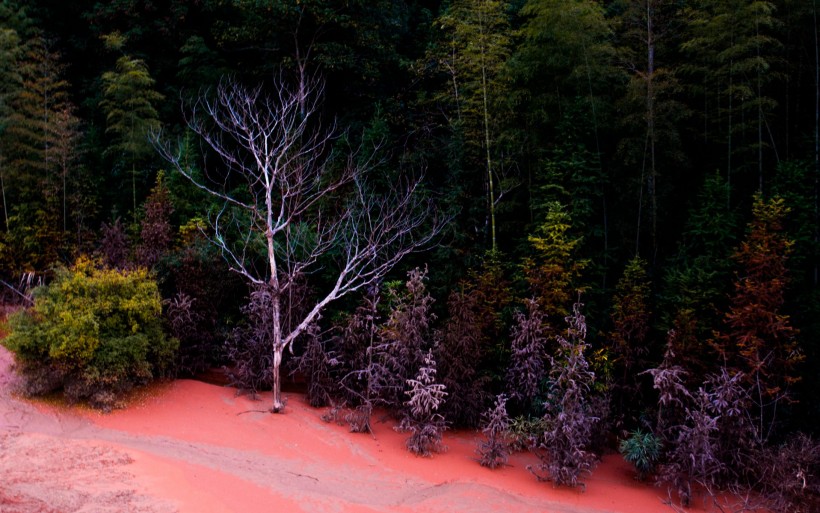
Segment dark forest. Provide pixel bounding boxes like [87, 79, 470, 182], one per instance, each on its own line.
[1, 1, 819, 509]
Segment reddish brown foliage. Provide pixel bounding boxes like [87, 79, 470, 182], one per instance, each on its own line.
[713, 195, 802, 402]
[135, 173, 174, 270]
[98, 218, 129, 269]
[436, 288, 490, 427]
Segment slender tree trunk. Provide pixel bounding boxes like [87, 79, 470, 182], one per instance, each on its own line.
[62, 163, 66, 233]
[264, 164, 286, 412]
[646, 0, 657, 260]
[602, 193, 608, 290]
[815, 0, 819, 285]
[272, 345, 284, 412]
[635, 134, 645, 256]
[43, 67, 49, 186]
[270, 285, 285, 412]
[0, 164, 7, 232]
[293, 30, 311, 119]
[482, 69, 496, 253]
[365, 325, 374, 404]
[132, 162, 136, 219]
[727, 62, 733, 204]
[130, 113, 137, 219]
[479, 3, 496, 253]
[450, 34, 462, 124]
[581, 38, 606, 267]
[756, 16, 763, 193]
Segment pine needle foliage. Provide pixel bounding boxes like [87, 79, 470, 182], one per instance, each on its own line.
[100, 54, 164, 215]
[507, 298, 548, 410]
[436, 288, 490, 427]
[477, 393, 511, 469]
[399, 350, 448, 456]
[522, 202, 588, 328]
[374, 267, 436, 412]
[101, 56, 164, 163]
[224, 285, 276, 399]
[531, 300, 599, 488]
[619, 429, 662, 480]
[135, 172, 174, 270]
[608, 256, 652, 424]
[713, 194, 802, 403]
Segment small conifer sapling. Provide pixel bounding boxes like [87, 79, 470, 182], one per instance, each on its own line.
[399, 351, 448, 456]
[477, 394, 511, 469]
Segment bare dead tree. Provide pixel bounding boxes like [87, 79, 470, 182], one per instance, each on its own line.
[156, 76, 444, 412]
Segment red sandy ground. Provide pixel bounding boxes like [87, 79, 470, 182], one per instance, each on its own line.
[0, 345, 733, 513]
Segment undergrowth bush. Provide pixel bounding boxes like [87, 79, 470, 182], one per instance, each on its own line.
[162, 233, 241, 376]
[224, 286, 275, 398]
[399, 351, 448, 456]
[530, 301, 600, 489]
[507, 415, 546, 452]
[164, 291, 209, 376]
[336, 288, 381, 432]
[477, 394, 511, 469]
[619, 429, 662, 480]
[436, 289, 490, 428]
[756, 432, 820, 513]
[2, 257, 177, 411]
[375, 268, 436, 413]
[291, 323, 337, 407]
[507, 298, 548, 411]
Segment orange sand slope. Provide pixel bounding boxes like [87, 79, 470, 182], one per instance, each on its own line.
[1, 345, 717, 513]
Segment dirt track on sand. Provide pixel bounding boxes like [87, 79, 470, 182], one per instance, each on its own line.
[0, 346, 705, 513]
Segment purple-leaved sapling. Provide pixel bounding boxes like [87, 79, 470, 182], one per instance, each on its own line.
[477, 393, 511, 469]
[373, 268, 436, 413]
[531, 300, 599, 488]
[507, 298, 548, 411]
[399, 350, 448, 456]
[435, 287, 490, 427]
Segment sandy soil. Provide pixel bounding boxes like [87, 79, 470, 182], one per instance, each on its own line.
[0, 345, 726, 513]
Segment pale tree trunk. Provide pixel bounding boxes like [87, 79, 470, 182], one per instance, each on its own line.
[482, 59, 496, 253]
[272, 345, 284, 412]
[646, 0, 657, 260]
[449, 33, 462, 124]
[267, 179, 285, 411]
[633, 0, 657, 260]
[0, 163, 7, 231]
[479, 2, 497, 253]
[270, 289, 284, 412]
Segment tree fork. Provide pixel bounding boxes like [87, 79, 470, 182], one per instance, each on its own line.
[157, 76, 444, 414]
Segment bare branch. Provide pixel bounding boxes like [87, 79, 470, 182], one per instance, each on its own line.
[156, 75, 447, 412]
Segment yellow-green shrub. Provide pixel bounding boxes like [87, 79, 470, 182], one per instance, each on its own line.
[2, 257, 178, 410]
